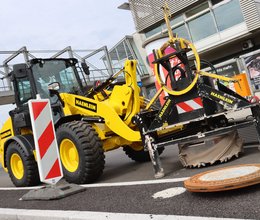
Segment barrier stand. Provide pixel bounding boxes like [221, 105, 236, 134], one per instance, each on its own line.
[21, 97, 85, 200]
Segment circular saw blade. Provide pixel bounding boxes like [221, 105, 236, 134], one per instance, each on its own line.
[184, 164, 260, 192]
[178, 130, 243, 168]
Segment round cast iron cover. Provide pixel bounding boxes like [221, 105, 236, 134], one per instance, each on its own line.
[184, 164, 260, 192]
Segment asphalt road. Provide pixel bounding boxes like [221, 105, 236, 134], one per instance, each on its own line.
[0, 144, 260, 219]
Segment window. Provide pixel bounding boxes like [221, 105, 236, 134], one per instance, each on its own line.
[145, 25, 163, 38]
[256, 0, 260, 13]
[188, 12, 217, 42]
[17, 77, 32, 105]
[170, 14, 184, 26]
[110, 49, 119, 65]
[244, 52, 260, 90]
[117, 42, 127, 60]
[146, 85, 161, 107]
[211, 0, 223, 5]
[213, 0, 244, 31]
[215, 62, 239, 77]
[59, 67, 79, 93]
[173, 24, 191, 41]
[186, 2, 209, 18]
[125, 44, 133, 58]
[32, 60, 82, 99]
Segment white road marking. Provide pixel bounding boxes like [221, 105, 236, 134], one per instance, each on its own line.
[0, 186, 43, 191]
[80, 177, 189, 188]
[0, 208, 249, 220]
[0, 177, 189, 190]
[152, 187, 186, 199]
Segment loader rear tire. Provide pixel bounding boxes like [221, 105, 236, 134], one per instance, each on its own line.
[123, 146, 164, 162]
[56, 121, 105, 184]
[6, 141, 40, 187]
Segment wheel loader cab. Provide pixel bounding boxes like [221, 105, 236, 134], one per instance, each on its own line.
[12, 58, 84, 103]
[10, 58, 85, 132]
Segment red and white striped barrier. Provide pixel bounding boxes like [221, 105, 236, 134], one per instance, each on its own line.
[176, 97, 203, 114]
[28, 99, 63, 185]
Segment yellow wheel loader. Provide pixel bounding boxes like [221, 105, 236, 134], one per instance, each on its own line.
[0, 58, 164, 186]
[2, 3, 260, 187]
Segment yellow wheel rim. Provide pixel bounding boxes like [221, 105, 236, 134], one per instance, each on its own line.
[10, 153, 24, 180]
[60, 138, 79, 172]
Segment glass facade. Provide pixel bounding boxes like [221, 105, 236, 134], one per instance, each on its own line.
[173, 24, 191, 40]
[170, 14, 184, 26]
[188, 12, 217, 42]
[186, 2, 209, 18]
[213, 0, 244, 31]
[144, 0, 245, 43]
[145, 25, 164, 38]
[103, 36, 149, 76]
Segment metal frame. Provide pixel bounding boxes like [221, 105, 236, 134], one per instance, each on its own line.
[0, 46, 114, 105]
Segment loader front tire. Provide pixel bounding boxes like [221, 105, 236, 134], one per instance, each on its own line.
[57, 121, 105, 184]
[123, 145, 164, 162]
[6, 141, 40, 187]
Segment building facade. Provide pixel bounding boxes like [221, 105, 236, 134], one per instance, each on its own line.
[115, 0, 260, 99]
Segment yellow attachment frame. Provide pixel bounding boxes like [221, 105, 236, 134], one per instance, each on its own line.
[153, 38, 200, 96]
[199, 71, 238, 83]
[151, 2, 239, 102]
[154, 3, 201, 96]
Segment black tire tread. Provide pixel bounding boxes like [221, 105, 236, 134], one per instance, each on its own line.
[6, 141, 40, 187]
[123, 145, 164, 162]
[57, 121, 105, 184]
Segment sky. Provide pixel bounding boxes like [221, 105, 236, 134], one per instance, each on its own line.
[0, 0, 136, 125]
[0, 0, 135, 50]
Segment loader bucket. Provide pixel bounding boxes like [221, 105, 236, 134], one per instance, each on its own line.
[178, 130, 243, 168]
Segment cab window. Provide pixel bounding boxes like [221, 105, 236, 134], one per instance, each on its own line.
[17, 77, 33, 105]
[59, 67, 79, 93]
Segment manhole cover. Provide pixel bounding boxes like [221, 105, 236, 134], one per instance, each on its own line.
[184, 164, 260, 192]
